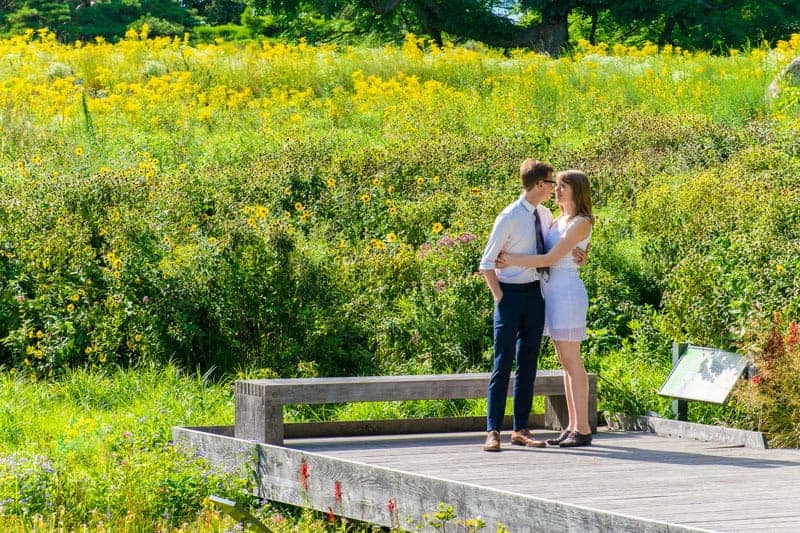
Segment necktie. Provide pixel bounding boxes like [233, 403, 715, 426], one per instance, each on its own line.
[533, 209, 549, 281]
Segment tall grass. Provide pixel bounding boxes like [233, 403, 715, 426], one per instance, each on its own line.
[0, 365, 259, 530]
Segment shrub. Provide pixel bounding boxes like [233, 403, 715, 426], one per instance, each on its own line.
[732, 313, 800, 447]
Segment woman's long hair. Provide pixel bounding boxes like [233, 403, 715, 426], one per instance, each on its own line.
[558, 170, 594, 223]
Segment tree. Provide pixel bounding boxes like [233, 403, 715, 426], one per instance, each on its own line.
[6, 0, 71, 36]
[602, 0, 800, 50]
[186, 0, 247, 25]
[67, 0, 202, 41]
[246, 0, 580, 55]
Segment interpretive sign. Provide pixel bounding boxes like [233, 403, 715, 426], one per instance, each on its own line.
[658, 344, 749, 404]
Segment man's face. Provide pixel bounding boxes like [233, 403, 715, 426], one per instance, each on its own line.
[539, 173, 556, 200]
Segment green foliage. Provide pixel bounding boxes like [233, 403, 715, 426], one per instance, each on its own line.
[193, 22, 252, 43]
[0, 365, 253, 530]
[3, 0, 203, 42]
[190, 0, 247, 25]
[633, 157, 800, 349]
[6, 0, 70, 36]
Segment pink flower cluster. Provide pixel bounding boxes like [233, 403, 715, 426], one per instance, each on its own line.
[418, 232, 476, 259]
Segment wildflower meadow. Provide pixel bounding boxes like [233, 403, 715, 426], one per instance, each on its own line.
[0, 27, 799, 529]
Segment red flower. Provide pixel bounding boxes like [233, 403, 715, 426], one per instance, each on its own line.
[751, 375, 762, 385]
[334, 480, 342, 502]
[299, 460, 309, 491]
[327, 507, 335, 523]
[387, 498, 397, 513]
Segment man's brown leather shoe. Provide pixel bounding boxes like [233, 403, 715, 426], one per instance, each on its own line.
[483, 430, 501, 452]
[510, 428, 547, 448]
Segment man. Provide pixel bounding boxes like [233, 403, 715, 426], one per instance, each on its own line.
[478, 159, 585, 451]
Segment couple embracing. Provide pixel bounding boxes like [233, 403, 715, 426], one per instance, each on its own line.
[479, 159, 594, 451]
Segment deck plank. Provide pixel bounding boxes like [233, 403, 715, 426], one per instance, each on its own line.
[289, 429, 800, 532]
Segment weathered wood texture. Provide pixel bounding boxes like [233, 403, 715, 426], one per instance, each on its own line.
[235, 371, 597, 445]
[608, 414, 768, 449]
[285, 430, 800, 532]
[175, 427, 741, 532]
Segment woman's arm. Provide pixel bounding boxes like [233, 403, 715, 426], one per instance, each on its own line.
[498, 217, 591, 268]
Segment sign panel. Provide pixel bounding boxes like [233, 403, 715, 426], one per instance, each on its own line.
[658, 345, 749, 404]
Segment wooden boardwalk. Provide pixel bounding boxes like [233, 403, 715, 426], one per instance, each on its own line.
[175, 426, 800, 532]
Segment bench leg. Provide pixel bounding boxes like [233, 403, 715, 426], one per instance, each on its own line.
[235, 393, 284, 445]
[544, 396, 569, 431]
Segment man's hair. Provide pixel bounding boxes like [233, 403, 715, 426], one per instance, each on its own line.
[520, 159, 553, 190]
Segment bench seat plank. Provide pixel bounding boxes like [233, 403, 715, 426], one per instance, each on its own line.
[237, 370, 569, 404]
[235, 370, 597, 445]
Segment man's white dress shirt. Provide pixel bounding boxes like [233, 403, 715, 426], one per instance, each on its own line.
[479, 195, 553, 283]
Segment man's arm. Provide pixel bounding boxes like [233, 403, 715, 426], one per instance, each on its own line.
[481, 269, 503, 304]
[478, 212, 511, 303]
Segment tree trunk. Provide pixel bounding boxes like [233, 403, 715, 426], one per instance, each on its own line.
[589, 10, 599, 45]
[658, 14, 678, 47]
[508, 12, 569, 57]
[411, 0, 443, 46]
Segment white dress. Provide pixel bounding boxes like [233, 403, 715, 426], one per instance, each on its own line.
[542, 216, 591, 341]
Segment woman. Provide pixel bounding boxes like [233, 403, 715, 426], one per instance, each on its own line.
[497, 169, 594, 447]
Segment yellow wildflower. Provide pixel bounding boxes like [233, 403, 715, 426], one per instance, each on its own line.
[386, 232, 398, 243]
[431, 222, 444, 234]
[74, 147, 84, 157]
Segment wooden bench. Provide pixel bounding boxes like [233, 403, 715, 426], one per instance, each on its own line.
[235, 370, 597, 445]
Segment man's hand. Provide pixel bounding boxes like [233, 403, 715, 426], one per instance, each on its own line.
[572, 242, 590, 267]
[495, 251, 508, 269]
[492, 290, 503, 305]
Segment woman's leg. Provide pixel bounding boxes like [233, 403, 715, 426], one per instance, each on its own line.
[554, 344, 576, 432]
[553, 340, 590, 435]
